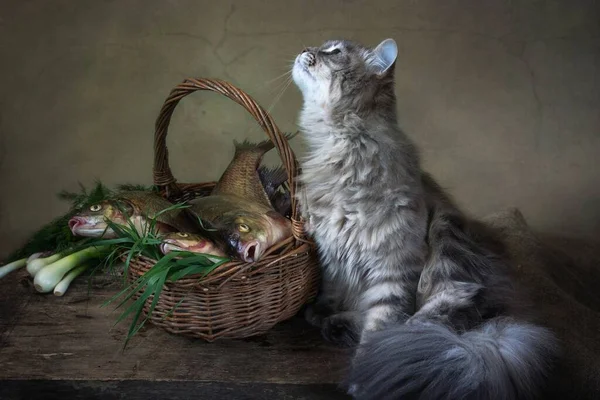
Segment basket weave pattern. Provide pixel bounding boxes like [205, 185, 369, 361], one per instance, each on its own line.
[123, 78, 319, 341]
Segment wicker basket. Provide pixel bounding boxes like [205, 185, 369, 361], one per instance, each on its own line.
[123, 78, 319, 342]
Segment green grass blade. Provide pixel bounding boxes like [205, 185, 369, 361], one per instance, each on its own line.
[119, 284, 155, 349]
[103, 252, 179, 310]
[130, 270, 169, 337]
[85, 237, 135, 247]
[161, 296, 187, 321]
[167, 265, 206, 282]
[113, 274, 162, 326]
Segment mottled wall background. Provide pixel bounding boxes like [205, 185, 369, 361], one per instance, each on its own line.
[0, 0, 598, 259]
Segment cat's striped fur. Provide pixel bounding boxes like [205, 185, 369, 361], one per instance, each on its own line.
[292, 38, 560, 400]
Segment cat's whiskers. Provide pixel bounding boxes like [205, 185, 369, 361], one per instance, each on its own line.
[267, 71, 293, 97]
[240, 69, 293, 138]
[266, 75, 293, 115]
[265, 69, 293, 85]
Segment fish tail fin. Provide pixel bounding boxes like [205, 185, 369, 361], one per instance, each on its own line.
[233, 131, 298, 155]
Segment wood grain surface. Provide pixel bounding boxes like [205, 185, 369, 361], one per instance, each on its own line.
[0, 271, 351, 399]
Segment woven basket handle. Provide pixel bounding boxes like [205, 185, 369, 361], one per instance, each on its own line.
[153, 78, 303, 228]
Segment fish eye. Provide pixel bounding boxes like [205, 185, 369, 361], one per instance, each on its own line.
[238, 223, 250, 233]
[90, 204, 102, 212]
[177, 232, 189, 238]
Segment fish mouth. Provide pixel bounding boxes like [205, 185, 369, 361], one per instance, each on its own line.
[68, 218, 116, 238]
[241, 240, 262, 263]
[160, 240, 184, 255]
[68, 217, 85, 231]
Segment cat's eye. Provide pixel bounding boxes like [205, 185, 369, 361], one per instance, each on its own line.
[321, 48, 341, 56]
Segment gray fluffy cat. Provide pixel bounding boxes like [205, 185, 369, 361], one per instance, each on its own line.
[291, 38, 560, 400]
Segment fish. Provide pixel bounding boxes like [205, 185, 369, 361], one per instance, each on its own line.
[68, 191, 199, 238]
[159, 232, 227, 259]
[189, 196, 292, 262]
[188, 138, 294, 262]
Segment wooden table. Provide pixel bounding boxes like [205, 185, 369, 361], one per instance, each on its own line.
[0, 271, 352, 400]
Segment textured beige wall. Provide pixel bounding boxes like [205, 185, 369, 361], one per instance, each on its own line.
[0, 1, 599, 259]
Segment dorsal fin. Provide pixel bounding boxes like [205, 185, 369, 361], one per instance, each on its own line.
[258, 165, 288, 198]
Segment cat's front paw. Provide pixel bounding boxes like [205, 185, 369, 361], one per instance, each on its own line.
[304, 301, 334, 328]
[321, 313, 360, 348]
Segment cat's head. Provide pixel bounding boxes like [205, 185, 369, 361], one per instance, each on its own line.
[292, 38, 398, 118]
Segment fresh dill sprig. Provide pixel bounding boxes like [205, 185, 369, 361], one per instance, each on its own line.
[5, 181, 156, 263]
[57, 180, 115, 210]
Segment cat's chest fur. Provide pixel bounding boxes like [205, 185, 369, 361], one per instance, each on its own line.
[298, 128, 425, 287]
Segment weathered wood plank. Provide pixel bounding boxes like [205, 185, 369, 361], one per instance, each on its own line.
[0, 270, 351, 387]
[0, 380, 351, 400]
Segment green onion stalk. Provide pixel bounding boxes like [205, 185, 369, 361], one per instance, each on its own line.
[0, 251, 51, 279]
[0, 258, 28, 279]
[53, 264, 91, 296]
[33, 246, 109, 293]
[27, 253, 63, 277]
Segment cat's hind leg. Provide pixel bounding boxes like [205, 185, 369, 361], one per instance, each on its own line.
[359, 276, 418, 337]
[320, 278, 417, 347]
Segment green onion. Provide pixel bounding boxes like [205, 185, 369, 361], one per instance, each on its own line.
[27, 253, 63, 277]
[53, 264, 90, 296]
[33, 246, 108, 293]
[27, 252, 45, 263]
[0, 258, 28, 279]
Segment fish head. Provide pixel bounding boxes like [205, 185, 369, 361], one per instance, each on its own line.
[219, 213, 270, 263]
[68, 200, 135, 238]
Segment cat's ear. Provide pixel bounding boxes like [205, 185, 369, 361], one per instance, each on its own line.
[368, 38, 398, 75]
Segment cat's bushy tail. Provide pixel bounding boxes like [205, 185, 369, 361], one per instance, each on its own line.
[345, 317, 559, 400]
